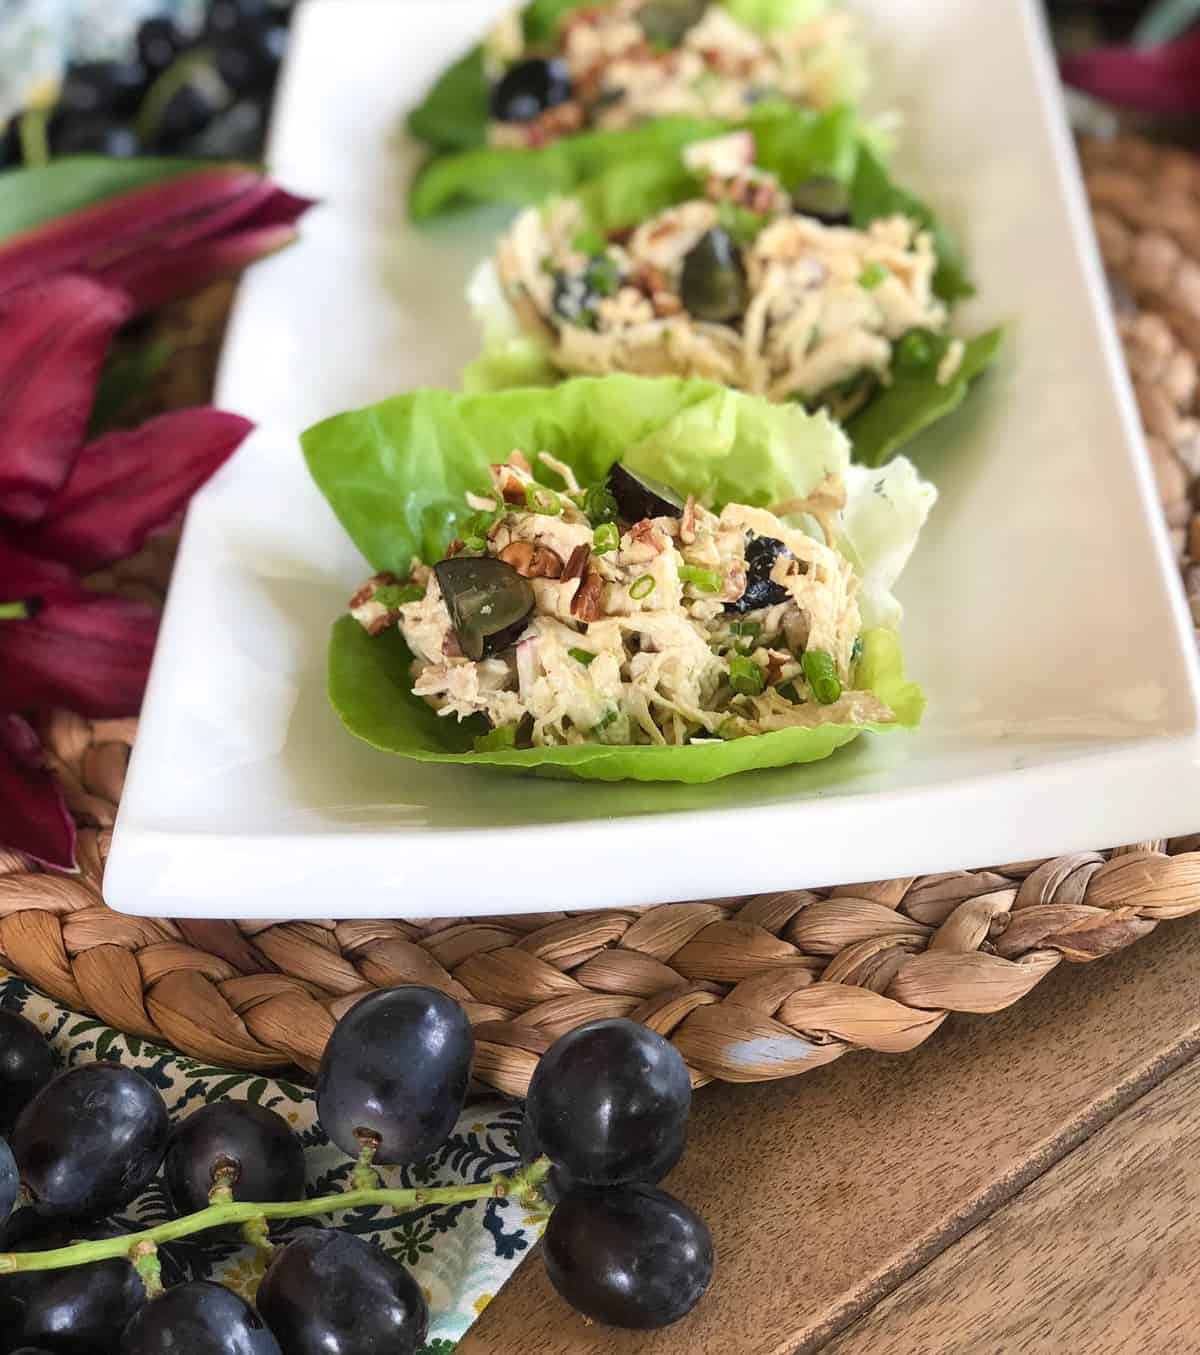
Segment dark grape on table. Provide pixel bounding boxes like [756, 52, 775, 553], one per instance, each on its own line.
[11, 1063, 168, 1218]
[0, 1010, 56, 1135]
[315, 986, 473, 1165]
[256, 1229, 429, 1355]
[164, 1101, 306, 1217]
[121, 1279, 281, 1355]
[526, 1018, 691, 1186]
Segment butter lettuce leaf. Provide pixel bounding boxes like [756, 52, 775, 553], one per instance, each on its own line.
[303, 374, 923, 782]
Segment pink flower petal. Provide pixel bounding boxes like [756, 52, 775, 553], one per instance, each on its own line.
[0, 714, 76, 870]
[1061, 32, 1200, 115]
[0, 276, 132, 524]
[14, 408, 253, 571]
[93, 222, 301, 315]
[0, 166, 263, 295]
[0, 537, 76, 596]
[0, 588, 159, 717]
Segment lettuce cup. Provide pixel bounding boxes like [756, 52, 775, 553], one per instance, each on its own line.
[408, 0, 866, 220]
[465, 111, 1002, 467]
[302, 375, 931, 782]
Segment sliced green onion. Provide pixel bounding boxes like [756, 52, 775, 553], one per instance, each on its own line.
[583, 484, 618, 526]
[717, 200, 768, 246]
[802, 649, 842, 704]
[585, 255, 620, 297]
[730, 620, 761, 638]
[629, 574, 656, 600]
[568, 647, 596, 667]
[474, 724, 517, 752]
[524, 483, 562, 516]
[594, 708, 619, 731]
[678, 564, 722, 593]
[459, 535, 488, 555]
[593, 522, 620, 555]
[858, 261, 888, 290]
[894, 328, 937, 373]
[372, 583, 425, 608]
[728, 654, 766, 696]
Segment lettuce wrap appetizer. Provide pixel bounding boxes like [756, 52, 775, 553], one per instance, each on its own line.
[466, 119, 1002, 467]
[303, 375, 930, 782]
[408, 0, 865, 220]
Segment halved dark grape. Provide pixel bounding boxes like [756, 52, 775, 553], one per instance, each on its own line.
[725, 533, 791, 614]
[638, 0, 707, 46]
[15, 1251, 146, 1353]
[543, 1184, 714, 1329]
[12, 1063, 168, 1218]
[606, 462, 685, 522]
[679, 227, 748, 322]
[121, 1280, 281, 1355]
[164, 1101, 306, 1217]
[489, 57, 572, 123]
[0, 1136, 16, 1223]
[434, 557, 534, 661]
[526, 1018, 690, 1187]
[316, 986, 473, 1165]
[256, 1230, 428, 1355]
[0, 1010, 55, 1135]
[790, 174, 851, 225]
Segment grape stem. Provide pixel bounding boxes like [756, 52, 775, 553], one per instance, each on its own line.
[0, 1158, 552, 1276]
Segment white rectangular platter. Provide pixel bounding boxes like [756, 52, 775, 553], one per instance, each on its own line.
[105, 0, 1200, 918]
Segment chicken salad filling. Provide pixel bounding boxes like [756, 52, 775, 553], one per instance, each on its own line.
[482, 130, 957, 413]
[483, 0, 863, 151]
[349, 449, 895, 750]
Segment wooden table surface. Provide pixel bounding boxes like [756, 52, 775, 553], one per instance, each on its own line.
[459, 913, 1200, 1355]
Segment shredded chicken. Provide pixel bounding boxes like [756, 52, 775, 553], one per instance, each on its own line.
[486, 0, 863, 150]
[492, 140, 951, 407]
[350, 450, 893, 749]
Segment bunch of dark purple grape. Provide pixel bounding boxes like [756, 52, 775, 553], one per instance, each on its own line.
[1, 0, 293, 168]
[0, 988, 712, 1354]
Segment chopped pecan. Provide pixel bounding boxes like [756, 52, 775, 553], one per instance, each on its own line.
[348, 571, 398, 611]
[499, 541, 564, 578]
[628, 519, 667, 553]
[508, 449, 531, 472]
[444, 539, 465, 557]
[563, 544, 591, 581]
[571, 569, 605, 622]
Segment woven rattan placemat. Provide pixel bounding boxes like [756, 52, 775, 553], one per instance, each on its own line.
[2, 134, 1198, 1094]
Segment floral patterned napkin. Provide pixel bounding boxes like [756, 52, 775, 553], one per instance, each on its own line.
[1, 972, 537, 1351]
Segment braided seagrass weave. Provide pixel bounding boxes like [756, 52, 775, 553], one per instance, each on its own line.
[2, 136, 1200, 1096]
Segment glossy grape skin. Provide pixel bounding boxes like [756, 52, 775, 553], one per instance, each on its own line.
[13, 1252, 146, 1353]
[543, 1184, 714, 1329]
[315, 986, 473, 1165]
[0, 1136, 17, 1224]
[256, 1230, 428, 1355]
[12, 1063, 168, 1218]
[121, 1280, 282, 1355]
[0, 1010, 56, 1135]
[164, 1101, 306, 1217]
[526, 1019, 690, 1186]
[137, 17, 187, 75]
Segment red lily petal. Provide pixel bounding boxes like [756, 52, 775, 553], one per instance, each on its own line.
[0, 588, 159, 717]
[0, 714, 76, 870]
[93, 222, 300, 315]
[0, 275, 132, 524]
[0, 166, 264, 295]
[1061, 32, 1200, 115]
[13, 408, 253, 571]
[0, 536, 75, 596]
[235, 186, 319, 232]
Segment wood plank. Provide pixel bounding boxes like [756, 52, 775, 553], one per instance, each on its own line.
[459, 915, 1200, 1355]
[823, 1054, 1200, 1355]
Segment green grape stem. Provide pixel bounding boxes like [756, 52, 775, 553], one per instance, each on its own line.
[0, 1158, 552, 1276]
